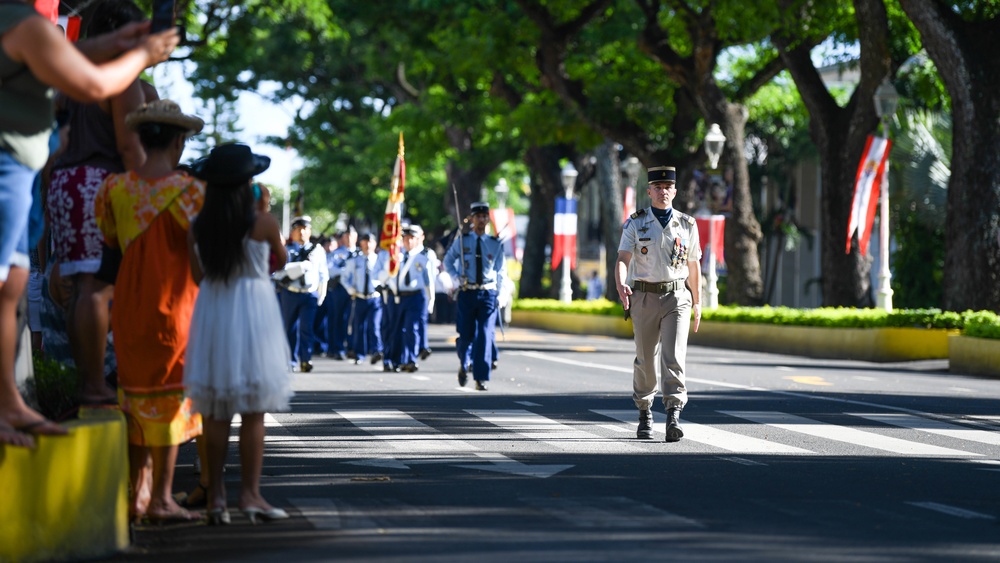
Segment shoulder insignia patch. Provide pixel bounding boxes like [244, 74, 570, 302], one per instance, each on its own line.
[630, 209, 647, 219]
[682, 214, 695, 225]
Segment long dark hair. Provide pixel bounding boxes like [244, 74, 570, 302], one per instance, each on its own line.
[86, 0, 144, 37]
[192, 180, 256, 282]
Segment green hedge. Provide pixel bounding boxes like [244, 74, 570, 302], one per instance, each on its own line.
[512, 299, 999, 337]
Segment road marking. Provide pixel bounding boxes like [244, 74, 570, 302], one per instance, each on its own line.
[716, 456, 768, 466]
[288, 497, 342, 529]
[720, 411, 980, 457]
[411, 375, 431, 381]
[335, 409, 476, 453]
[848, 412, 1000, 447]
[468, 409, 642, 451]
[783, 375, 832, 386]
[515, 400, 542, 407]
[593, 410, 810, 454]
[907, 501, 996, 520]
[521, 496, 704, 529]
[336, 409, 574, 477]
[514, 351, 978, 426]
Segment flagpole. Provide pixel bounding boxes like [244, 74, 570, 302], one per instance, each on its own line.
[873, 80, 898, 312]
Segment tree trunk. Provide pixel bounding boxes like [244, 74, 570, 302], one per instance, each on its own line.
[898, 0, 1000, 312]
[520, 145, 564, 298]
[593, 141, 624, 301]
[775, 0, 891, 306]
[709, 102, 764, 305]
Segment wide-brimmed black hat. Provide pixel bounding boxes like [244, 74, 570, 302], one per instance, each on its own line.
[647, 166, 677, 184]
[191, 143, 270, 185]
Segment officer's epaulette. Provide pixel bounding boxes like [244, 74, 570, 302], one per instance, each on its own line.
[680, 212, 695, 225]
[630, 209, 647, 219]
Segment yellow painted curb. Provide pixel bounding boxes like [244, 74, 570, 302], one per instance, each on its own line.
[511, 311, 957, 362]
[692, 323, 957, 362]
[0, 409, 129, 563]
[948, 335, 1000, 378]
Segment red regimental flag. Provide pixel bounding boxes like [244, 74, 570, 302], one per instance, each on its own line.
[379, 133, 406, 276]
[846, 135, 891, 255]
[622, 186, 636, 224]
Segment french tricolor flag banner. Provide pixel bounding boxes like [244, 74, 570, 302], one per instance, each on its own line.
[553, 197, 577, 271]
[622, 185, 636, 223]
[845, 135, 891, 255]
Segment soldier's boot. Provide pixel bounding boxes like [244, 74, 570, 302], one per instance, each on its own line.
[665, 407, 684, 443]
[636, 409, 654, 440]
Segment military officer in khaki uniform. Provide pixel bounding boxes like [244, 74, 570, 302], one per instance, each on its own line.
[615, 166, 702, 442]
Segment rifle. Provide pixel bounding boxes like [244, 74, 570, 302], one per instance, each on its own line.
[451, 184, 468, 287]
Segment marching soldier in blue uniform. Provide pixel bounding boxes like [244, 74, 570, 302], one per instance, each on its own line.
[342, 233, 384, 365]
[381, 224, 435, 372]
[325, 227, 357, 360]
[615, 166, 702, 442]
[278, 216, 329, 373]
[444, 202, 507, 391]
[414, 227, 437, 361]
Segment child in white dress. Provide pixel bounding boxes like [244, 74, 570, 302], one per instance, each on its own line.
[184, 144, 293, 525]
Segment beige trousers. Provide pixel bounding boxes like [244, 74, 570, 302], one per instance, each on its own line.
[630, 288, 692, 411]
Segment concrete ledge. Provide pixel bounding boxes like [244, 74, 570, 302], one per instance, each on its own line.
[0, 408, 129, 563]
[948, 335, 1000, 378]
[512, 310, 633, 339]
[511, 311, 956, 362]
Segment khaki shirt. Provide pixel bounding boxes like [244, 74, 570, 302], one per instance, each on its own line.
[618, 207, 702, 284]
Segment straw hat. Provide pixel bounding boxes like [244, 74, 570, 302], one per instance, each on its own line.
[125, 100, 204, 134]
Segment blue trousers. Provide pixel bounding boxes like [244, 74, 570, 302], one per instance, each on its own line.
[280, 290, 318, 363]
[455, 289, 497, 381]
[396, 292, 427, 366]
[326, 284, 352, 355]
[352, 296, 383, 357]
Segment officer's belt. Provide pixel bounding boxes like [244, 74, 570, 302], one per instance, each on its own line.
[285, 285, 316, 294]
[632, 279, 685, 294]
[353, 292, 380, 299]
[397, 290, 422, 297]
[460, 283, 496, 291]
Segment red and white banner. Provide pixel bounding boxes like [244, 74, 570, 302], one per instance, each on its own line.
[35, 0, 59, 24]
[379, 133, 406, 276]
[622, 185, 636, 223]
[553, 197, 577, 271]
[489, 207, 517, 260]
[846, 135, 891, 255]
[696, 215, 725, 265]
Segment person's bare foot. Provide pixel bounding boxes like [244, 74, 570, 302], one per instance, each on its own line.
[4, 408, 68, 436]
[0, 420, 34, 448]
[146, 499, 200, 523]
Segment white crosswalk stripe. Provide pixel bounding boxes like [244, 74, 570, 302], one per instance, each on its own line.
[592, 410, 811, 454]
[847, 412, 1000, 447]
[720, 411, 981, 457]
[336, 409, 476, 453]
[467, 409, 644, 452]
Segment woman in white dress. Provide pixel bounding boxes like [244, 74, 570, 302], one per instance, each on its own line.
[185, 143, 293, 525]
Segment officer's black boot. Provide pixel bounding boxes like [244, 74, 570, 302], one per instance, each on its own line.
[636, 409, 654, 439]
[665, 407, 684, 443]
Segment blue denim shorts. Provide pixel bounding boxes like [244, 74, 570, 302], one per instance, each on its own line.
[0, 149, 36, 282]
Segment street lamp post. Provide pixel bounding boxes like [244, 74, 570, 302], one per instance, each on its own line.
[495, 178, 509, 210]
[559, 162, 577, 303]
[873, 78, 899, 312]
[702, 123, 727, 309]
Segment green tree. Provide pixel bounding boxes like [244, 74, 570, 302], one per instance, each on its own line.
[896, 0, 1000, 312]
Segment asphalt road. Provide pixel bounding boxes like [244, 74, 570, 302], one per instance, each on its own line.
[116, 323, 1000, 562]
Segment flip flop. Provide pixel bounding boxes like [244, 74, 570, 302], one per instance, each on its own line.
[15, 418, 68, 436]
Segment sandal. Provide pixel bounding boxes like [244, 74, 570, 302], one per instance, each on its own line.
[145, 507, 200, 524]
[175, 483, 207, 508]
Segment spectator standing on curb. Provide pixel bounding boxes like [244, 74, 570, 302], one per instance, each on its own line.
[0, 0, 177, 446]
[615, 166, 701, 443]
[94, 100, 204, 521]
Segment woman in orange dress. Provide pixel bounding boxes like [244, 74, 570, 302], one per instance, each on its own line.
[95, 100, 204, 522]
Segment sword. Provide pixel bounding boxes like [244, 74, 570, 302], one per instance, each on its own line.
[451, 184, 467, 287]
